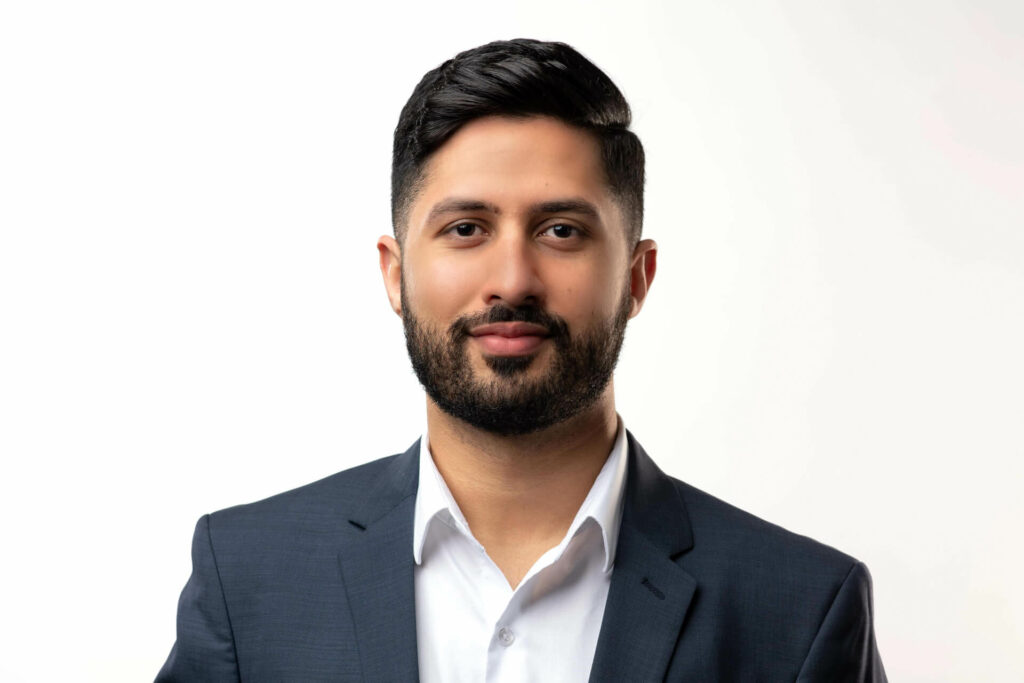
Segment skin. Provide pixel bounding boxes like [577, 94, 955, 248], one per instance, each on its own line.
[378, 115, 657, 588]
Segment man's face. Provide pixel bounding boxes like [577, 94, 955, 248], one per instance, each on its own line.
[379, 115, 654, 435]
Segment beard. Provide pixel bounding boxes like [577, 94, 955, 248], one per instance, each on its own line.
[401, 280, 632, 436]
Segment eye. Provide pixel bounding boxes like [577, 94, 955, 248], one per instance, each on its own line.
[446, 222, 483, 238]
[539, 223, 582, 240]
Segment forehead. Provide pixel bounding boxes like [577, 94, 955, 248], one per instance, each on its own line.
[407, 116, 622, 234]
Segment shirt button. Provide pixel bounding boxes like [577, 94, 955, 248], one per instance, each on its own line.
[497, 626, 515, 646]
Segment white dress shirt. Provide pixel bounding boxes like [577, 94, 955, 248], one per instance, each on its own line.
[413, 419, 629, 683]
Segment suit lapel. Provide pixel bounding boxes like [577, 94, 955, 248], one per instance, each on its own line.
[589, 433, 698, 682]
[338, 441, 421, 682]
[336, 435, 696, 681]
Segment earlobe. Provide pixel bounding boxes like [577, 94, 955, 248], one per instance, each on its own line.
[628, 239, 657, 318]
[377, 235, 403, 317]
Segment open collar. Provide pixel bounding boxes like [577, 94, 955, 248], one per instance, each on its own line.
[339, 431, 699, 682]
[412, 418, 630, 571]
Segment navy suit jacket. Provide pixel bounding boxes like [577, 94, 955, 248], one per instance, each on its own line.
[157, 433, 886, 681]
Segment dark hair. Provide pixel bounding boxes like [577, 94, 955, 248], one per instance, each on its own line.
[391, 38, 645, 245]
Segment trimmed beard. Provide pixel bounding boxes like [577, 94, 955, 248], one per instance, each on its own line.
[401, 279, 631, 436]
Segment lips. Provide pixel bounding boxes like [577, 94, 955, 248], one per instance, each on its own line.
[469, 322, 550, 356]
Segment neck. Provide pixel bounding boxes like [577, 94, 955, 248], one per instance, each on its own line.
[424, 387, 619, 588]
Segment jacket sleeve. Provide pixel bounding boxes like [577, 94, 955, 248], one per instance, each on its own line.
[155, 514, 240, 682]
[796, 560, 887, 682]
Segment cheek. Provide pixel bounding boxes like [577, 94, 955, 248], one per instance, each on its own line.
[404, 253, 484, 320]
[543, 259, 626, 322]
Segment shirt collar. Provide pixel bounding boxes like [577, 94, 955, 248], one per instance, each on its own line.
[412, 416, 629, 573]
[412, 430, 472, 565]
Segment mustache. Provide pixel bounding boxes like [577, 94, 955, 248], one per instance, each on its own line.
[449, 305, 569, 341]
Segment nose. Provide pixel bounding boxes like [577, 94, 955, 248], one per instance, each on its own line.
[482, 231, 544, 308]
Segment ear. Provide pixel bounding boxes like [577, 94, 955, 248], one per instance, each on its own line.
[377, 235, 403, 317]
[628, 238, 657, 318]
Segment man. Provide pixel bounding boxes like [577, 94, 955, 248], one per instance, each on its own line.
[158, 39, 886, 681]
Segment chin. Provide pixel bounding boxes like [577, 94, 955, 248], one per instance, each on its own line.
[481, 352, 541, 377]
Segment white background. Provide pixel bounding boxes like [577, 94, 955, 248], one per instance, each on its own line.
[2, 1, 1022, 680]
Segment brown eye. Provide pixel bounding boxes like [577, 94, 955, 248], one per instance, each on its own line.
[452, 223, 479, 237]
[542, 223, 579, 239]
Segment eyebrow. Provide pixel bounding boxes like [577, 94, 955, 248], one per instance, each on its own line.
[426, 199, 500, 224]
[532, 199, 600, 219]
[425, 197, 602, 224]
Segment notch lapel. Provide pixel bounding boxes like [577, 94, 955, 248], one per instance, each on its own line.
[338, 441, 421, 682]
[589, 433, 698, 682]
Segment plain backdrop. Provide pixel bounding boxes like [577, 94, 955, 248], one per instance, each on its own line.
[1, 1, 1022, 680]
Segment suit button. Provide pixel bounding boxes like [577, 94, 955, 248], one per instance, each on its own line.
[497, 627, 515, 646]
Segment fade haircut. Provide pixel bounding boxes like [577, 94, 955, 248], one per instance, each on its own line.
[391, 38, 645, 246]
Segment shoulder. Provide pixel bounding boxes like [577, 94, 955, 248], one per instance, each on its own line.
[626, 433, 859, 580]
[661, 475, 880, 666]
[664, 474, 868, 622]
[185, 447, 419, 603]
[651, 475, 884, 679]
[205, 449, 414, 539]
[675, 477, 858, 574]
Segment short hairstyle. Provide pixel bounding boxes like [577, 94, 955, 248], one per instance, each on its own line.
[391, 38, 645, 246]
